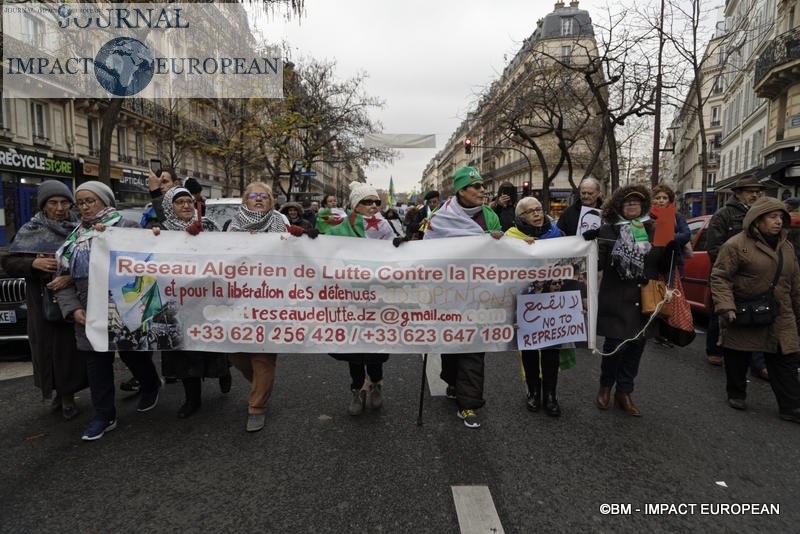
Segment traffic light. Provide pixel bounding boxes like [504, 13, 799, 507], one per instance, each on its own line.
[522, 181, 530, 197]
[464, 137, 472, 154]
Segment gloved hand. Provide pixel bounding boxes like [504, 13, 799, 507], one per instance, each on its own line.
[286, 225, 304, 237]
[582, 229, 599, 241]
[305, 228, 320, 239]
[185, 219, 204, 235]
[392, 237, 405, 248]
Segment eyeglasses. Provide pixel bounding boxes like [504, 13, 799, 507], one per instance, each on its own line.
[173, 198, 194, 207]
[358, 199, 381, 207]
[75, 198, 98, 208]
[45, 199, 72, 208]
[520, 208, 543, 216]
[248, 193, 270, 200]
[466, 182, 485, 190]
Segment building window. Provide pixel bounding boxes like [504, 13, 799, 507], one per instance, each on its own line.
[136, 133, 145, 165]
[561, 16, 574, 36]
[117, 127, 129, 162]
[711, 106, 720, 127]
[561, 45, 572, 63]
[24, 16, 43, 48]
[88, 118, 100, 156]
[30, 101, 48, 142]
[707, 172, 716, 186]
[713, 75, 724, 94]
[0, 91, 9, 131]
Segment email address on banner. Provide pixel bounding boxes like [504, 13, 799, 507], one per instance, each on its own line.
[207, 305, 507, 327]
[186, 324, 516, 345]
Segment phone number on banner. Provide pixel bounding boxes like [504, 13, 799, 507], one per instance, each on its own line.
[185, 324, 515, 345]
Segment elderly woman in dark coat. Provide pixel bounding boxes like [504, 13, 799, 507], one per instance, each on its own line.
[710, 197, 800, 422]
[595, 183, 671, 416]
[152, 187, 231, 418]
[2, 180, 85, 420]
[55, 181, 161, 441]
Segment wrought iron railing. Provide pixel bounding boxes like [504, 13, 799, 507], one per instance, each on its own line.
[755, 27, 800, 84]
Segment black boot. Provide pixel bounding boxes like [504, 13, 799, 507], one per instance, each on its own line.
[544, 390, 561, 417]
[542, 349, 560, 417]
[526, 377, 541, 412]
[178, 377, 202, 419]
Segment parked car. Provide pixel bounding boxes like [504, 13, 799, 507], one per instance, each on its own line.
[681, 215, 712, 315]
[0, 269, 27, 342]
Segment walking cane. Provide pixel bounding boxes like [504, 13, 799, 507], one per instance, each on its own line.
[416, 352, 428, 426]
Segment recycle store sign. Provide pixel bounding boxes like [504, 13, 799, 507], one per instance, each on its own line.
[2, 2, 282, 99]
[0, 147, 73, 178]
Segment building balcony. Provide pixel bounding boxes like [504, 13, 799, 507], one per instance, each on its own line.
[754, 27, 800, 99]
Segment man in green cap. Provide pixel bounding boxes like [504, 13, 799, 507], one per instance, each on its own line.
[424, 166, 502, 428]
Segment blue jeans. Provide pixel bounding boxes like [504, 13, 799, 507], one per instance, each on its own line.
[600, 337, 646, 394]
[83, 350, 159, 422]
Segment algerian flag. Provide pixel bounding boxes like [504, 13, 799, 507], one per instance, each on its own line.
[317, 208, 395, 240]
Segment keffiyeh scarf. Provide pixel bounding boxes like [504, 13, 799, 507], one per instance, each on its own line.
[229, 205, 287, 233]
[161, 188, 219, 232]
[610, 217, 652, 281]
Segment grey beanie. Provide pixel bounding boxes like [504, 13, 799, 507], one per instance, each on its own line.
[37, 180, 74, 209]
[76, 180, 116, 208]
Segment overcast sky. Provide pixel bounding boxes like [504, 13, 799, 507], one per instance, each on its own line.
[268, 0, 608, 194]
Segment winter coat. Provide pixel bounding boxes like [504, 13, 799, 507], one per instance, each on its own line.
[710, 197, 800, 354]
[705, 195, 750, 263]
[2, 253, 86, 396]
[596, 220, 666, 340]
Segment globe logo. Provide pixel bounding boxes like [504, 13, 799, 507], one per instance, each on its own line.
[58, 4, 72, 18]
[94, 38, 155, 97]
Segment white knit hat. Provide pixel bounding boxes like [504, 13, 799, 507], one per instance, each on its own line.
[348, 181, 379, 209]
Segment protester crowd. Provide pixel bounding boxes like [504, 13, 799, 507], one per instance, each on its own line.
[4, 165, 800, 441]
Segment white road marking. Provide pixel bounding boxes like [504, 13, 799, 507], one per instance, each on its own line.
[451, 485, 505, 534]
[0, 361, 33, 381]
[425, 353, 447, 396]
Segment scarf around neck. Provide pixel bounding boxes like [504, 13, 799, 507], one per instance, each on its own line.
[229, 205, 286, 233]
[423, 198, 486, 239]
[56, 206, 122, 278]
[9, 210, 79, 255]
[513, 216, 561, 239]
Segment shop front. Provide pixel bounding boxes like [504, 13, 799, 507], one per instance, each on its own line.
[81, 162, 151, 208]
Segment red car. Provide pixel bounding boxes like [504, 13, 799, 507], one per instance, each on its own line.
[681, 213, 800, 315]
[681, 215, 712, 315]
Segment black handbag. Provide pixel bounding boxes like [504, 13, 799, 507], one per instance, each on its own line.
[732, 251, 782, 327]
[42, 286, 63, 322]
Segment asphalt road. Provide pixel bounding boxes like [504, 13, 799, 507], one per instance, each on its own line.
[1, 332, 798, 533]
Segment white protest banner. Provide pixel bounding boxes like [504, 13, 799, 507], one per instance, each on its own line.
[516, 290, 587, 350]
[86, 229, 597, 353]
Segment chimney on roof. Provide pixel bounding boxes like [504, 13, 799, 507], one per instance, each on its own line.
[555, 1, 565, 10]
[570, 1, 580, 7]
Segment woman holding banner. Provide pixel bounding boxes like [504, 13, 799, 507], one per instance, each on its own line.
[594, 184, 675, 416]
[317, 181, 395, 416]
[505, 197, 565, 416]
[55, 181, 161, 441]
[225, 182, 286, 432]
[152, 187, 232, 419]
[424, 167, 503, 429]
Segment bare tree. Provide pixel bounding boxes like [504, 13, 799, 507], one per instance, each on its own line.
[250, 58, 393, 200]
